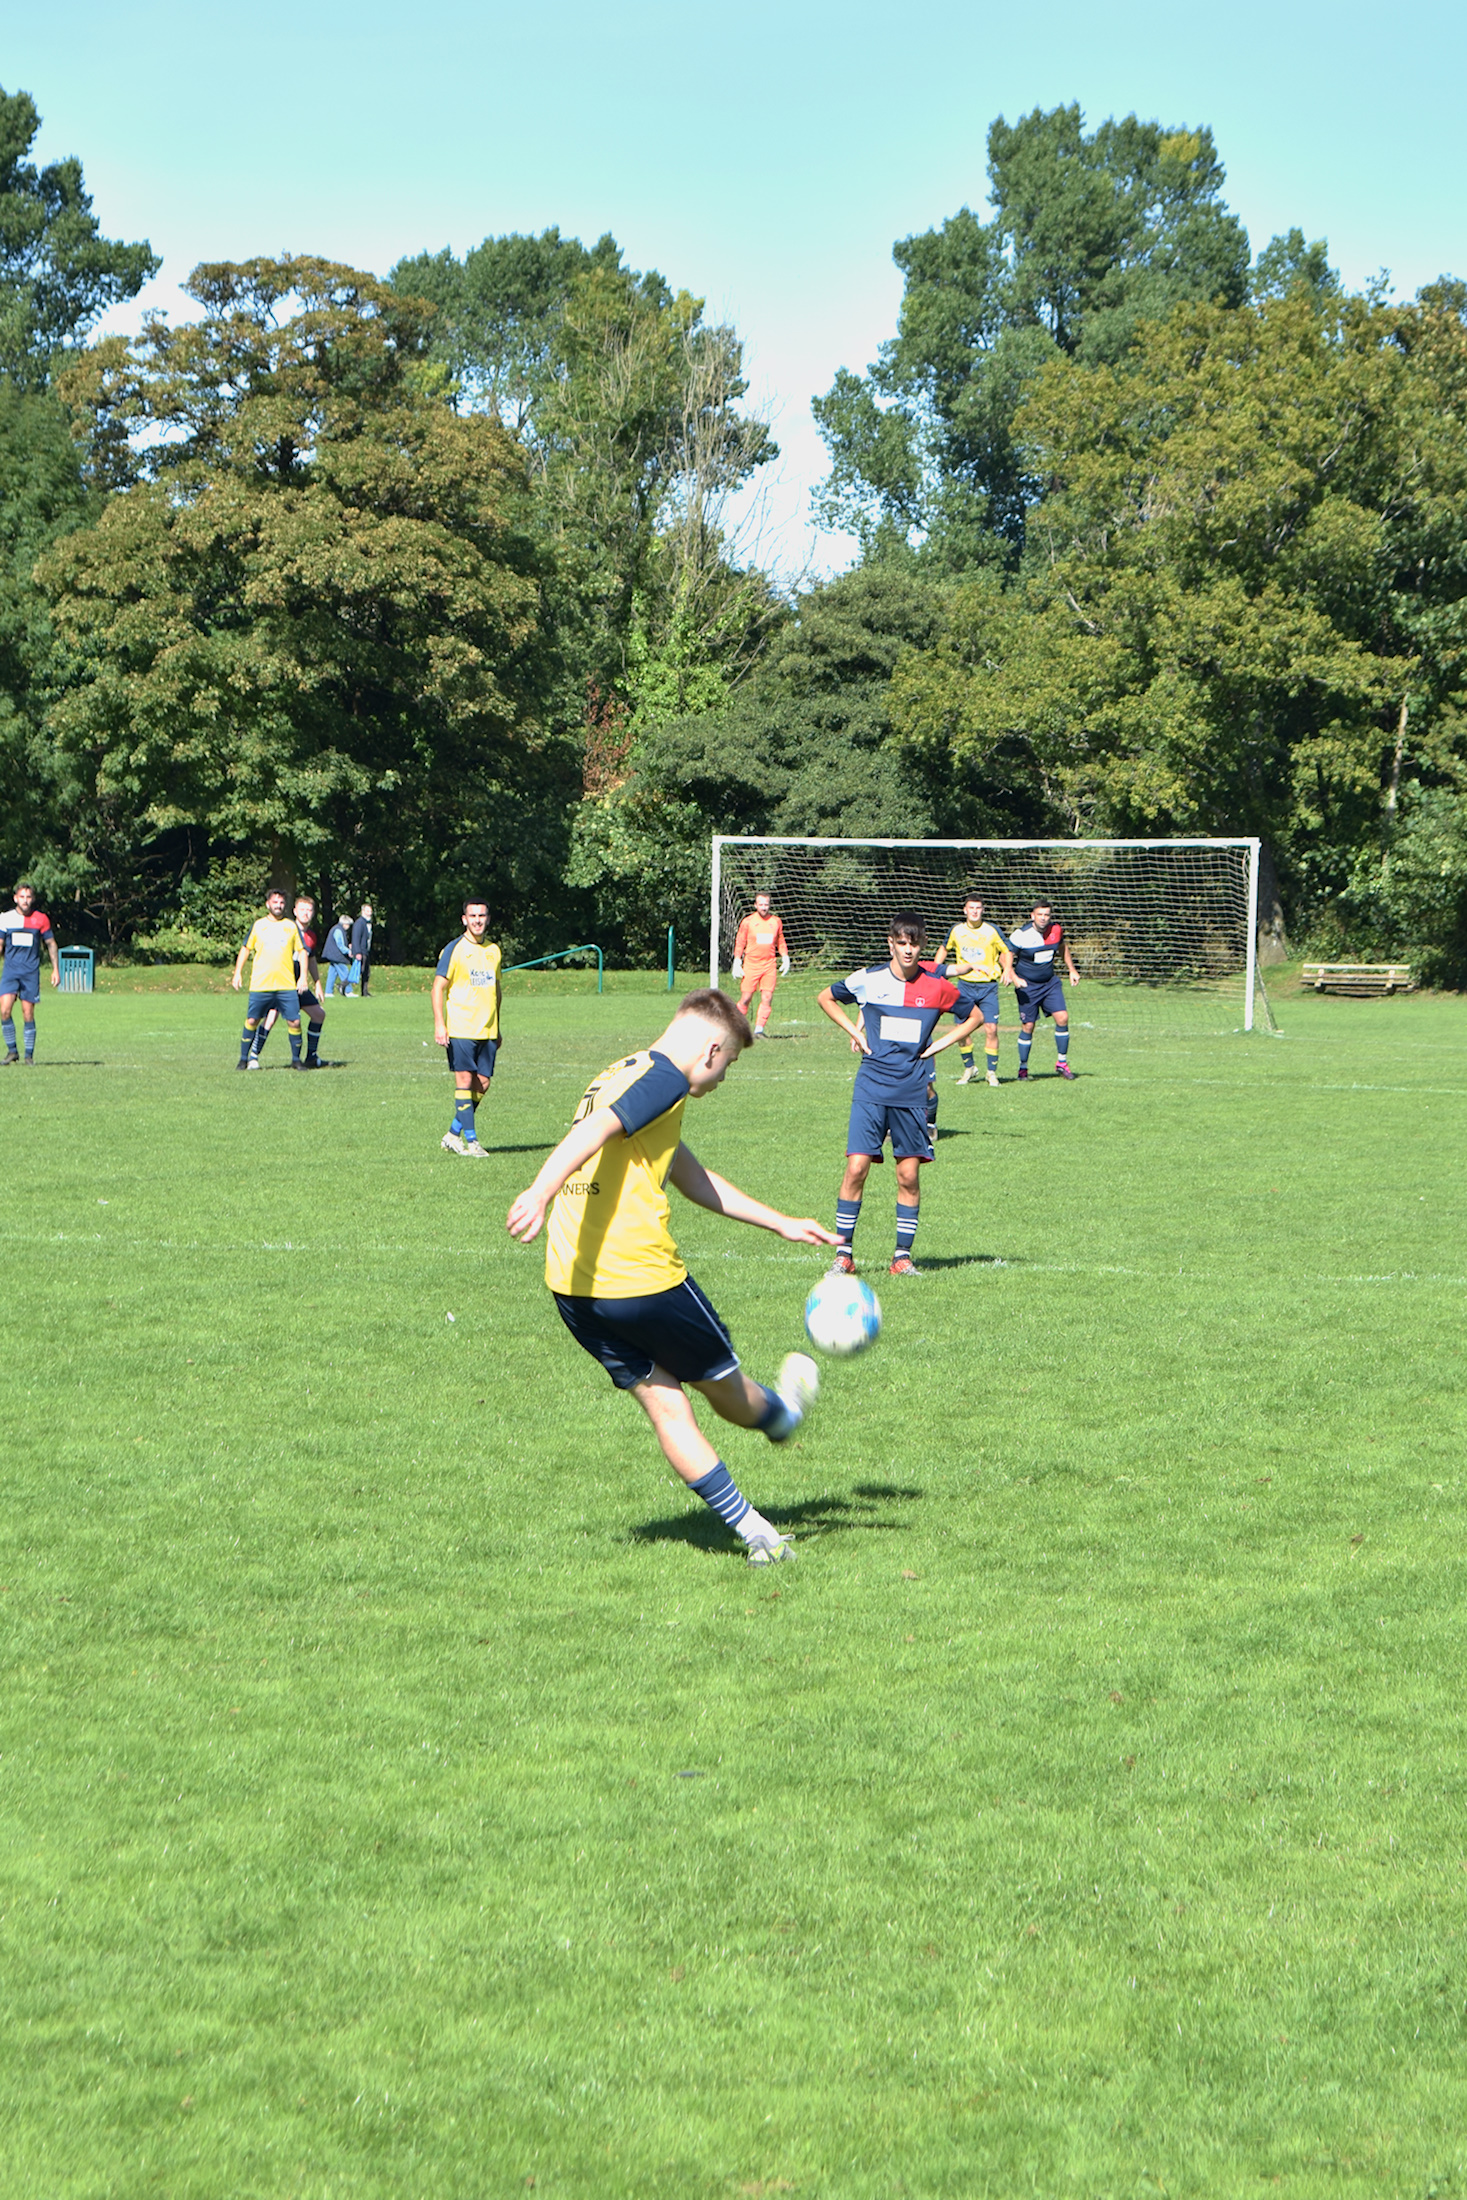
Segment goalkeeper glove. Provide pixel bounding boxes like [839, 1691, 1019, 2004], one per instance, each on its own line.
[730, 958, 743, 978]
[780, 954, 790, 975]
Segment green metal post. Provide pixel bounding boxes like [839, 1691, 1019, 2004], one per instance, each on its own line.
[667, 925, 675, 991]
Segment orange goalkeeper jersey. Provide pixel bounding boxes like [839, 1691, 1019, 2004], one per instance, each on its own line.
[735, 913, 786, 966]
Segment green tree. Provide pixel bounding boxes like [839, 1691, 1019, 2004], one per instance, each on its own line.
[0, 86, 158, 387]
[38, 256, 561, 950]
[888, 285, 1467, 936]
[813, 104, 1251, 565]
[394, 233, 777, 691]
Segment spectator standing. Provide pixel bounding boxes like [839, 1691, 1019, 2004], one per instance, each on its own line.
[323, 914, 353, 996]
[350, 903, 374, 997]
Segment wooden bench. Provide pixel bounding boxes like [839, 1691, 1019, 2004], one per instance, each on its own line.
[1301, 962, 1416, 996]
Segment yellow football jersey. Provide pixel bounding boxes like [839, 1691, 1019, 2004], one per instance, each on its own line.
[544, 1051, 691, 1298]
[435, 934, 501, 1040]
[245, 916, 307, 990]
[941, 921, 1008, 982]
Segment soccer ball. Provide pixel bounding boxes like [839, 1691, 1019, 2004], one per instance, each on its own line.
[803, 1273, 882, 1357]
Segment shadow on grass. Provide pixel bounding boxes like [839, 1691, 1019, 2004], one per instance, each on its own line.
[631, 1480, 924, 1551]
[477, 1141, 554, 1157]
[913, 1252, 1018, 1270]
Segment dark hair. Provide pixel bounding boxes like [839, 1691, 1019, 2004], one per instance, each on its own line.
[462, 896, 489, 915]
[677, 986, 754, 1051]
[963, 889, 984, 903]
[889, 909, 927, 943]
[13, 879, 34, 895]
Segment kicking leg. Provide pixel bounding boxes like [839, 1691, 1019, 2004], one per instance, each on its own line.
[631, 1370, 791, 1560]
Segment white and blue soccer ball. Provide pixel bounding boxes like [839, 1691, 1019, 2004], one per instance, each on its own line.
[803, 1273, 882, 1358]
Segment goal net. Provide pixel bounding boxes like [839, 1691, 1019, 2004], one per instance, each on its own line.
[711, 837, 1274, 1036]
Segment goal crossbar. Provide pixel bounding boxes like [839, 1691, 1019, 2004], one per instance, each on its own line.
[710, 834, 1268, 1035]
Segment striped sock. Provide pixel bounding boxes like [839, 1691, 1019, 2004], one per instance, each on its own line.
[23, 1022, 34, 1059]
[1056, 1028, 1070, 1062]
[306, 1022, 321, 1062]
[689, 1461, 751, 1533]
[1018, 1031, 1033, 1071]
[895, 1202, 919, 1258]
[835, 1197, 861, 1250]
[250, 1022, 270, 1059]
[4, 1015, 18, 1053]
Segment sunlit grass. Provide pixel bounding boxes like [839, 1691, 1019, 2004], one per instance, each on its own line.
[1, 980, 1463, 2196]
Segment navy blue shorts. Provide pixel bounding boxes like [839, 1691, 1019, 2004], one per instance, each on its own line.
[447, 1036, 498, 1079]
[847, 1090, 934, 1164]
[1, 967, 39, 1004]
[553, 1275, 740, 1390]
[953, 980, 1000, 1025]
[1015, 977, 1066, 1023]
[247, 988, 300, 1023]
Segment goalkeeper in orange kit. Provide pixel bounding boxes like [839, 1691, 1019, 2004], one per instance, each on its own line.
[731, 892, 789, 1039]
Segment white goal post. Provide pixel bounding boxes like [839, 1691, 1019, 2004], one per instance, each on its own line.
[709, 836, 1273, 1036]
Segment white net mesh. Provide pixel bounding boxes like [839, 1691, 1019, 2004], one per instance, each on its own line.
[714, 838, 1273, 1036]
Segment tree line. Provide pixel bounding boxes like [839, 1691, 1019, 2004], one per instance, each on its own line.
[1, 89, 1464, 970]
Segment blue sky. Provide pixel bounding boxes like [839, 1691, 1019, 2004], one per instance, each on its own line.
[10, 0, 1463, 575]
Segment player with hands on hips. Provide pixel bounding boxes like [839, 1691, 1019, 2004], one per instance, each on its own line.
[817, 911, 982, 1278]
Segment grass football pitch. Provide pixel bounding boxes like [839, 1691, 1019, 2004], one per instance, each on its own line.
[3, 973, 1463, 2198]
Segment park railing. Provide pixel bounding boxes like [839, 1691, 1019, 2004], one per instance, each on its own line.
[503, 943, 604, 993]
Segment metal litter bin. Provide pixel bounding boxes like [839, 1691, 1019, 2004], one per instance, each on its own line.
[58, 947, 94, 993]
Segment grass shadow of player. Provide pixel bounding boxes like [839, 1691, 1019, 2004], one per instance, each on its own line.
[932, 1125, 970, 1142]
[914, 1252, 1018, 1270]
[631, 1481, 924, 1552]
[477, 1141, 554, 1158]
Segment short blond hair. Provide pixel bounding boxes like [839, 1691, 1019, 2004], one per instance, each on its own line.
[676, 987, 753, 1051]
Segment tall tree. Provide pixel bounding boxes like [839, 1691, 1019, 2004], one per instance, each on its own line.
[813, 104, 1250, 565]
[38, 257, 559, 949]
[887, 285, 1467, 939]
[393, 234, 777, 692]
[0, 87, 159, 387]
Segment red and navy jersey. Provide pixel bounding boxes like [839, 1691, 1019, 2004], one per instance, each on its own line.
[1008, 920, 1065, 989]
[294, 925, 319, 985]
[0, 908, 54, 979]
[830, 962, 963, 1103]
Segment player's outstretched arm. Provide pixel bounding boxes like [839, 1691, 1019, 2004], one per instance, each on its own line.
[506, 1105, 625, 1244]
[816, 984, 870, 1053]
[668, 1143, 835, 1246]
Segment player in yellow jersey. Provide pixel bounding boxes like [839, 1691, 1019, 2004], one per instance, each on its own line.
[939, 893, 1016, 1086]
[506, 989, 835, 1565]
[231, 890, 309, 1069]
[432, 896, 502, 1159]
